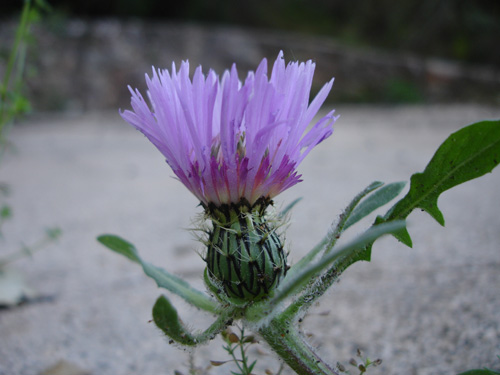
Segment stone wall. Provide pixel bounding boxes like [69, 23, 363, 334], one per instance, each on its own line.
[1, 18, 499, 111]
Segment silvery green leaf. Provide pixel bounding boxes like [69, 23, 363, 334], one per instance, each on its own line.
[98, 234, 218, 313]
[344, 181, 406, 230]
[288, 181, 384, 279]
[153, 294, 233, 346]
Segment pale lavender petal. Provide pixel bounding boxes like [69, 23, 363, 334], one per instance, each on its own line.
[121, 51, 337, 207]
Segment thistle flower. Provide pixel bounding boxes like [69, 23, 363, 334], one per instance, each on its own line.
[121, 51, 337, 210]
[121, 51, 337, 304]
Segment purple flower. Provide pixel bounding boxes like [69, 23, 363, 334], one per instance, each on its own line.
[121, 51, 337, 208]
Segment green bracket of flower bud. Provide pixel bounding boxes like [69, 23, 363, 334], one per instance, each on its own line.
[204, 205, 288, 306]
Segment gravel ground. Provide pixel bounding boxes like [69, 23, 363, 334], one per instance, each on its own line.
[0, 105, 499, 375]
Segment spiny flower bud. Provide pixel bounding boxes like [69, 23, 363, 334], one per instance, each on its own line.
[204, 199, 288, 305]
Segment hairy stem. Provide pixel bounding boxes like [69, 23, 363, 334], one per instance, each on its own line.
[259, 316, 339, 375]
[282, 246, 364, 321]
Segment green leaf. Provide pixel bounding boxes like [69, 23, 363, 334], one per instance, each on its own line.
[1, 205, 12, 219]
[383, 120, 500, 247]
[458, 370, 500, 375]
[153, 295, 233, 346]
[97, 234, 218, 313]
[288, 181, 384, 280]
[97, 234, 140, 263]
[344, 181, 406, 230]
[45, 227, 62, 240]
[153, 295, 197, 346]
[11, 94, 31, 116]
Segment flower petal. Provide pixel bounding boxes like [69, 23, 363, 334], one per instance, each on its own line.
[121, 52, 337, 207]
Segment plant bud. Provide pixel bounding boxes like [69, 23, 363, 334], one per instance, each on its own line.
[204, 201, 287, 305]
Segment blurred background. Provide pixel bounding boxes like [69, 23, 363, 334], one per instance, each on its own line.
[1, 2, 500, 375]
[1, 0, 500, 113]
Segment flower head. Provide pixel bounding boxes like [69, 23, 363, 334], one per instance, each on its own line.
[121, 51, 337, 209]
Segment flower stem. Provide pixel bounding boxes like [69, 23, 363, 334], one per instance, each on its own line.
[259, 316, 339, 375]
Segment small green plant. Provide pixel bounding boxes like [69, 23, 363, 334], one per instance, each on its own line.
[0, 0, 50, 147]
[0, 227, 61, 269]
[0, 0, 60, 307]
[336, 349, 382, 375]
[209, 326, 258, 375]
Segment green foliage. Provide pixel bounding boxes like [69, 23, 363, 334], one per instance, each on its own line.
[0, 226, 62, 270]
[45, 227, 62, 240]
[245, 220, 405, 324]
[153, 294, 235, 347]
[0, 0, 43, 133]
[287, 181, 385, 279]
[0, 205, 11, 219]
[96, 234, 141, 263]
[458, 370, 500, 375]
[380, 120, 500, 247]
[344, 181, 406, 231]
[337, 348, 382, 374]
[0, 205, 12, 237]
[100, 118, 500, 375]
[97, 234, 218, 313]
[152, 295, 197, 346]
[214, 326, 259, 375]
[0, 1, 59, 272]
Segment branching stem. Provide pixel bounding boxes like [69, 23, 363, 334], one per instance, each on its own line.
[259, 316, 339, 375]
